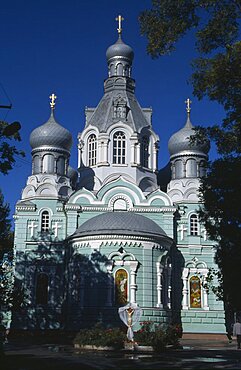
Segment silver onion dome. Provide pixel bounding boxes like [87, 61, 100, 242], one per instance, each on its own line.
[106, 35, 134, 62]
[168, 113, 210, 157]
[30, 110, 73, 151]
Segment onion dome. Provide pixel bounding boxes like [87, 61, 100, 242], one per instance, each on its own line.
[30, 94, 72, 151]
[105, 16, 134, 78]
[72, 212, 166, 239]
[168, 99, 210, 156]
[106, 35, 134, 62]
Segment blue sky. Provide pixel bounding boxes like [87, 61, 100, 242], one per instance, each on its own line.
[0, 0, 224, 220]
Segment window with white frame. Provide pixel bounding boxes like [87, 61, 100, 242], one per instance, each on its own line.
[189, 275, 201, 308]
[141, 136, 149, 168]
[190, 214, 199, 236]
[182, 262, 209, 310]
[87, 134, 97, 166]
[41, 211, 50, 232]
[113, 131, 126, 164]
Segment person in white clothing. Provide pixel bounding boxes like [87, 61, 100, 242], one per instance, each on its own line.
[233, 318, 241, 349]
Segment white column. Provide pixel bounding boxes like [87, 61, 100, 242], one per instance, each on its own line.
[97, 140, 103, 164]
[98, 136, 109, 165]
[136, 143, 141, 166]
[153, 142, 158, 171]
[130, 135, 138, 166]
[182, 268, 189, 310]
[77, 136, 84, 168]
[129, 261, 138, 303]
[156, 262, 163, 308]
[130, 140, 136, 164]
[202, 272, 209, 310]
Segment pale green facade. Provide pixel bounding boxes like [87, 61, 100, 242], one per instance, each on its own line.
[13, 28, 225, 334]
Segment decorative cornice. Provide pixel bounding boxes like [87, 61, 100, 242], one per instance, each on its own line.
[65, 204, 82, 211]
[31, 146, 70, 155]
[81, 207, 112, 212]
[129, 207, 176, 213]
[170, 152, 208, 160]
[80, 206, 176, 213]
[16, 205, 36, 212]
[71, 233, 167, 245]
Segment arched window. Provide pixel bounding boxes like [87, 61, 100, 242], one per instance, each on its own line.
[186, 158, 197, 177]
[36, 273, 48, 305]
[32, 155, 40, 174]
[116, 63, 124, 76]
[56, 156, 65, 175]
[88, 134, 97, 166]
[175, 160, 184, 178]
[115, 269, 128, 305]
[42, 154, 54, 173]
[190, 275, 201, 308]
[141, 136, 149, 168]
[190, 214, 199, 236]
[113, 131, 126, 164]
[41, 211, 50, 232]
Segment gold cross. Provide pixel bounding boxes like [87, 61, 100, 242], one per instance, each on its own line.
[185, 98, 192, 114]
[115, 15, 124, 34]
[49, 93, 57, 109]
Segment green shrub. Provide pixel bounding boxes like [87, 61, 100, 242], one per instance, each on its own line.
[134, 321, 182, 352]
[73, 323, 125, 349]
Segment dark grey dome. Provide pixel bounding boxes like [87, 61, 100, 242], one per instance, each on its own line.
[106, 36, 134, 62]
[168, 117, 210, 156]
[30, 111, 72, 151]
[72, 212, 166, 239]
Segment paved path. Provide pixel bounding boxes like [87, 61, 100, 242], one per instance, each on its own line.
[1, 338, 241, 369]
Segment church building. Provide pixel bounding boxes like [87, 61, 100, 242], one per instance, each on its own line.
[13, 19, 225, 334]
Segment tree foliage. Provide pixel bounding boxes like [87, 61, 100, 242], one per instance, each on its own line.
[140, 1, 241, 308]
[0, 121, 24, 174]
[0, 120, 24, 253]
[0, 189, 13, 256]
[0, 253, 28, 316]
[139, 0, 241, 144]
[0, 118, 25, 325]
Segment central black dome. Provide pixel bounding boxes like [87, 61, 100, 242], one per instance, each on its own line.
[72, 212, 166, 239]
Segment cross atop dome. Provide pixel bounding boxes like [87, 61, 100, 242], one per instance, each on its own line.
[49, 93, 57, 110]
[185, 98, 192, 114]
[116, 14, 124, 35]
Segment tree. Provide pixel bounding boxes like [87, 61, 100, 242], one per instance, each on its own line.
[0, 118, 25, 325]
[139, 1, 241, 309]
[0, 120, 24, 174]
[0, 190, 13, 256]
[0, 252, 28, 328]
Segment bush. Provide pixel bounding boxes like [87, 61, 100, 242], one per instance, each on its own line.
[73, 323, 126, 349]
[134, 321, 182, 352]
[74, 322, 182, 352]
